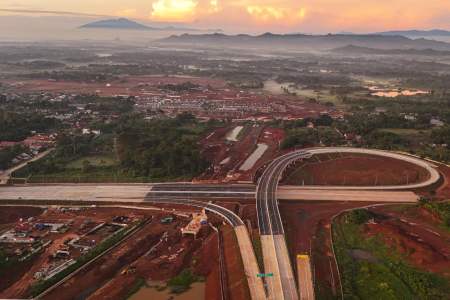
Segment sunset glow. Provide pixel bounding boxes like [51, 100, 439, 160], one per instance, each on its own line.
[0, 0, 449, 33]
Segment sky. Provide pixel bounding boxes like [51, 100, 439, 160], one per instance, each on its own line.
[0, 0, 450, 40]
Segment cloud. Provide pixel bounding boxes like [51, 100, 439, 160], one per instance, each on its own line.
[150, 0, 198, 22]
[0, 9, 111, 18]
[247, 6, 306, 25]
[117, 8, 138, 17]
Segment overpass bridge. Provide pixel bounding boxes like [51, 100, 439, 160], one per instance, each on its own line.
[0, 148, 441, 300]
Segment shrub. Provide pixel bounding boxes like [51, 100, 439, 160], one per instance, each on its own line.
[348, 209, 372, 224]
[166, 268, 204, 286]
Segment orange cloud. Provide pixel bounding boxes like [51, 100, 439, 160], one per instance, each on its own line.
[150, 0, 198, 22]
[247, 6, 306, 25]
[117, 7, 138, 17]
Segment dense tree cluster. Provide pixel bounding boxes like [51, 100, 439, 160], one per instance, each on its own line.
[0, 144, 27, 170]
[115, 116, 208, 179]
[21, 71, 117, 82]
[0, 110, 64, 142]
[276, 74, 352, 88]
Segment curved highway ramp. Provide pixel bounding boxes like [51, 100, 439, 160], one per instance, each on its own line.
[256, 147, 440, 300]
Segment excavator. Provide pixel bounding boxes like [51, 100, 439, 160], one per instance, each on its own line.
[121, 266, 137, 275]
[59, 244, 69, 251]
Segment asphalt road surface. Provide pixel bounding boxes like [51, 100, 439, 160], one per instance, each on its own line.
[256, 147, 440, 300]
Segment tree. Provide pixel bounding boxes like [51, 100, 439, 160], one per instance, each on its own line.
[429, 189, 437, 200]
[436, 146, 446, 160]
[82, 160, 93, 173]
[348, 209, 372, 224]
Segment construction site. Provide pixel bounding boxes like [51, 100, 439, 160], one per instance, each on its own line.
[0, 202, 256, 300]
[197, 123, 287, 183]
[1, 147, 450, 300]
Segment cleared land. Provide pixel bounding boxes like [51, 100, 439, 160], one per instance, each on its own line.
[332, 207, 450, 300]
[0, 204, 226, 300]
[285, 153, 430, 186]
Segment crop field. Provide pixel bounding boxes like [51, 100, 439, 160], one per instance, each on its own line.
[285, 153, 430, 186]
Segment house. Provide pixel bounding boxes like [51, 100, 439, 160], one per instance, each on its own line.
[430, 119, 444, 126]
[14, 224, 33, 233]
[12, 157, 22, 164]
[30, 143, 46, 150]
[0, 141, 15, 147]
[25, 137, 37, 143]
[307, 121, 314, 128]
[344, 133, 357, 139]
[20, 153, 30, 160]
[82, 129, 101, 136]
[76, 122, 87, 128]
[404, 115, 415, 121]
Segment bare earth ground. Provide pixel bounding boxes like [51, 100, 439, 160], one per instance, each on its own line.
[0, 203, 237, 300]
[198, 125, 287, 183]
[2, 76, 226, 96]
[285, 153, 430, 186]
[0, 206, 43, 225]
[368, 205, 450, 275]
[278, 201, 395, 298]
[219, 224, 251, 300]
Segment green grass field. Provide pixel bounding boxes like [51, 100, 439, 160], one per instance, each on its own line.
[64, 156, 115, 169]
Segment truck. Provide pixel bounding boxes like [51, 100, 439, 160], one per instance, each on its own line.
[53, 250, 70, 258]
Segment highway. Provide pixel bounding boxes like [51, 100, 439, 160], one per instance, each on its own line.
[148, 184, 256, 199]
[256, 147, 440, 300]
[0, 148, 442, 300]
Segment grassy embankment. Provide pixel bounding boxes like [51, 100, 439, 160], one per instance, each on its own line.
[332, 209, 450, 300]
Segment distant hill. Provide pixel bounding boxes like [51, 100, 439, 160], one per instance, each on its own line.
[79, 18, 149, 29]
[157, 33, 450, 51]
[330, 44, 450, 56]
[374, 30, 450, 37]
[78, 18, 222, 32]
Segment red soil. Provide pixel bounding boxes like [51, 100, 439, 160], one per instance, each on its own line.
[286, 153, 430, 186]
[368, 205, 450, 274]
[0, 206, 43, 225]
[45, 213, 205, 300]
[220, 224, 251, 300]
[3, 76, 225, 96]
[194, 232, 222, 300]
[278, 201, 394, 297]
[435, 165, 450, 199]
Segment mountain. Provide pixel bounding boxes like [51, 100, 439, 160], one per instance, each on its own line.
[78, 18, 222, 32]
[330, 44, 450, 56]
[373, 30, 450, 37]
[79, 18, 149, 30]
[157, 33, 450, 51]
